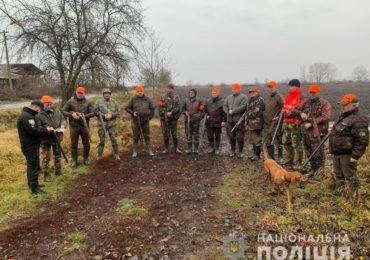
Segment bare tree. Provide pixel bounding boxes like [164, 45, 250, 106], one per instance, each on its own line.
[352, 66, 369, 82]
[136, 30, 172, 97]
[0, 0, 144, 103]
[308, 62, 338, 83]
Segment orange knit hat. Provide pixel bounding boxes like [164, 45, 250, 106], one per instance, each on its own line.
[341, 93, 358, 105]
[267, 81, 277, 88]
[41, 95, 53, 103]
[211, 87, 220, 95]
[249, 87, 260, 93]
[231, 83, 241, 91]
[308, 84, 321, 93]
[135, 85, 144, 93]
[76, 86, 85, 94]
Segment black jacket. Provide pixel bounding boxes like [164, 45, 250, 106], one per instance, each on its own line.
[17, 107, 48, 152]
[205, 96, 226, 128]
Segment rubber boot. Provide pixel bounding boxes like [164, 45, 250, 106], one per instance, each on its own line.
[277, 146, 283, 164]
[163, 139, 169, 154]
[214, 141, 220, 155]
[173, 138, 181, 153]
[346, 177, 360, 203]
[44, 171, 51, 182]
[229, 139, 236, 157]
[331, 179, 345, 196]
[97, 145, 104, 160]
[266, 145, 275, 160]
[185, 143, 192, 154]
[293, 150, 303, 170]
[312, 161, 325, 181]
[208, 141, 215, 154]
[83, 147, 90, 166]
[250, 145, 261, 161]
[248, 146, 255, 159]
[55, 168, 62, 176]
[193, 143, 199, 154]
[237, 141, 244, 158]
[146, 140, 154, 156]
[71, 148, 78, 168]
[132, 141, 139, 158]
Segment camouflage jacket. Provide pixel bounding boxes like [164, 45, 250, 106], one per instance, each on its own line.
[204, 96, 226, 128]
[125, 95, 155, 124]
[293, 97, 331, 136]
[158, 93, 181, 121]
[62, 94, 95, 127]
[36, 106, 67, 144]
[245, 95, 265, 130]
[263, 92, 284, 125]
[95, 97, 120, 128]
[329, 108, 369, 160]
[223, 93, 248, 123]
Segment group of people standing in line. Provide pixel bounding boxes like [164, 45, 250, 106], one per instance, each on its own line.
[17, 79, 368, 199]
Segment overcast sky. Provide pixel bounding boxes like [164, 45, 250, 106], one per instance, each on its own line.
[143, 0, 370, 85]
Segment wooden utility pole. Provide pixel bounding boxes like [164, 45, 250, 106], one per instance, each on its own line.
[3, 31, 14, 91]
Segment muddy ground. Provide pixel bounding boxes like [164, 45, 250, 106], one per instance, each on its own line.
[0, 125, 368, 259]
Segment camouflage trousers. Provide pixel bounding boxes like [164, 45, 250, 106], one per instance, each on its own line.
[247, 129, 263, 146]
[161, 119, 178, 143]
[185, 119, 200, 145]
[302, 131, 326, 179]
[263, 122, 283, 160]
[41, 142, 61, 173]
[282, 123, 304, 166]
[97, 124, 119, 156]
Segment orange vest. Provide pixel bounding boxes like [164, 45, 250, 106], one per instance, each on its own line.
[282, 88, 303, 123]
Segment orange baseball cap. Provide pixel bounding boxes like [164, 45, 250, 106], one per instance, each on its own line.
[267, 81, 277, 88]
[135, 85, 144, 93]
[41, 95, 53, 103]
[76, 86, 85, 94]
[231, 83, 241, 91]
[249, 87, 260, 93]
[308, 84, 321, 93]
[211, 87, 220, 95]
[341, 93, 358, 105]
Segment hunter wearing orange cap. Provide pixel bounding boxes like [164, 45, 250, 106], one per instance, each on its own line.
[125, 85, 155, 157]
[329, 93, 369, 198]
[223, 83, 248, 158]
[37, 95, 66, 180]
[158, 84, 182, 154]
[204, 87, 226, 154]
[245, 87, 265, 161]
[263, 80, 284, 162]
[62, 85, 95, 167]
[292, 84, 331, 181]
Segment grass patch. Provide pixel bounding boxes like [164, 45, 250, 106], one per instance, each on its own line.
[116, 198, 148, 216]
[66, 231, 87, 254]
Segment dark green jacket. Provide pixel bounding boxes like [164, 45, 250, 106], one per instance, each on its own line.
[62, 94, 95, 127]
[245, 95, 265, 130]
[37, 107, 66, 144]
[158, 93, 181, 121]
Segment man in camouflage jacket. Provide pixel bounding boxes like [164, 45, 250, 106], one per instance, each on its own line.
[37, 96, 66, 181]
[204, 87, 226, 155]
[293, 85, 331, 181]
[158, 84, 182, 154]
[329, 93, 369, 199]
[125, 85, 155, 158]
[245, 87, 265, 161]
[62, 86, 95, 167]
[95, 88, 120, 160]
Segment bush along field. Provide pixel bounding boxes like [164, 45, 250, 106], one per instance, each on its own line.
[0, 87, 369, 259]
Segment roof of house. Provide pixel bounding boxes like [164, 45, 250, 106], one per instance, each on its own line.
[0, 63, 43, 79]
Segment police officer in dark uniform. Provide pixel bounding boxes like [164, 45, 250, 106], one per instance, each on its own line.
[17, 100, 54, 195]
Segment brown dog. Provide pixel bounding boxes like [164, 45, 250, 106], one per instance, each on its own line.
[120, 132, 133, 147]
[263, 149, 308, 212]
